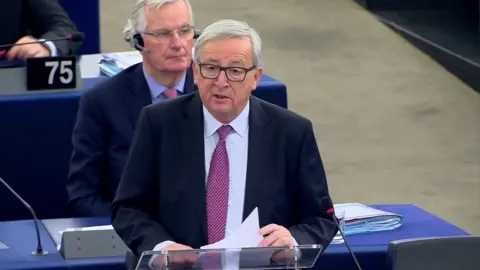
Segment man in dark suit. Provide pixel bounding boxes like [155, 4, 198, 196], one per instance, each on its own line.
[0, 0, 82, 60]
[112, 18, 337, 266]
[66, 0, 197, 217]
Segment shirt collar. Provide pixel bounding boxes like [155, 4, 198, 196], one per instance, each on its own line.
[142, 65, 185, 100]
[203, 101, 250, 138]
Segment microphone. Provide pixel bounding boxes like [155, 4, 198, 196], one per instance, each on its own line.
[133, 41, 152, 54]
[0, 176, 48, 256]
[326, 207, 363, 270]
[0, 32, 85, 50]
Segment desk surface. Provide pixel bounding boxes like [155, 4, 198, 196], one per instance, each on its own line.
[320, 204, 469, 270]
[325, 204, 468, 250]
[34, 204, 470, 270]
[0, 220, 63, 270]
[0, 204, 470, 270]
[0, 220, 124, 270]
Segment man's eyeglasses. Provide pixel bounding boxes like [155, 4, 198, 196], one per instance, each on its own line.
[141, 25, 195, 42]
[197, 62, 257, 82]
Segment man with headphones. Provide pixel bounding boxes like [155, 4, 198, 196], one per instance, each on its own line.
[66, 0, 198, 217]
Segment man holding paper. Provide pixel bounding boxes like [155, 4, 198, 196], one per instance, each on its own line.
[111, 18, 337, 262]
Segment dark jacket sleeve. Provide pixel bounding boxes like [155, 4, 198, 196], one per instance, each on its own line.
[111, 107, 174, 257]
[25, 0, 82, 55]
[288, 120, 338, 250]
[66, 91, 111, 217]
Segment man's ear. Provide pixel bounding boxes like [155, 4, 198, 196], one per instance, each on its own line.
[251, 67, 263, 91]
[193, 62, 199, 85]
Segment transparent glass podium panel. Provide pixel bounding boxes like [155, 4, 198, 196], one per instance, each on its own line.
[135, 244, 322, 270]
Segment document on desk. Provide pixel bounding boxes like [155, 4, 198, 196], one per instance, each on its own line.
[200, 208, 273, 268]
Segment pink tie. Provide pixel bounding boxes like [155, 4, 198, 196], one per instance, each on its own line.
[206, 125, 232, 244]
[163, 88, 177, 99]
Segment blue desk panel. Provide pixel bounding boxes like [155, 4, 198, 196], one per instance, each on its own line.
[0, 75, 287, 221]
[37, 204, 470, 270]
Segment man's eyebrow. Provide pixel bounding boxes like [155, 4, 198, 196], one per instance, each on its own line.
[203, 58, 220, 64]
[150, 24, 191, 32]
[229, 60, 244, 66]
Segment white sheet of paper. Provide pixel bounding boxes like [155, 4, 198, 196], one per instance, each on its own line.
[201, 207, 263, 249]
[199, 208, 273, 268]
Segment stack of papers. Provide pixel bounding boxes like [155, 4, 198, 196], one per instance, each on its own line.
[334, 203, 403, 235]
[99, 51, 142, 77]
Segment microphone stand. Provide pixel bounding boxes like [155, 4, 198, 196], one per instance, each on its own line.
[0, 177, 48, 256]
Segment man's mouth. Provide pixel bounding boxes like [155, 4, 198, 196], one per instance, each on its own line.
[213, 94, 228, 99]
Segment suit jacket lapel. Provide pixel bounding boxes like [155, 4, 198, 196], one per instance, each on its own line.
[125, 64, 152, 128]
[180, 93, 208, 243]
[183, 65, 198, 94]
[243, 97, 272, 222]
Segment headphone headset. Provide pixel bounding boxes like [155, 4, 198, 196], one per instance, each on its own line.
[124, 1, 201, 54]
[124, 2, 151, 53]
[130, 33, 150, 53]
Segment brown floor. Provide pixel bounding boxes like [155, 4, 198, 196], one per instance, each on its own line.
[100, 0, 480, 234]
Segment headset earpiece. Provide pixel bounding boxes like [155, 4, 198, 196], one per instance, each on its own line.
[132, 33, 144, 51]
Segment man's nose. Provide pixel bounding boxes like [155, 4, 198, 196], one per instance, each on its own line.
[169, 33, 182, 48]
[214, 70, 229, 87]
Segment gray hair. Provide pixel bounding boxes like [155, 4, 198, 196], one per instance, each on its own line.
[123, 0, 193, 41]
[194, 19, 263, 67]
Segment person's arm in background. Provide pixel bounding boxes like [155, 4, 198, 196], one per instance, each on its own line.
[25, 0, 82, 56]
[66, 91, 111, 217]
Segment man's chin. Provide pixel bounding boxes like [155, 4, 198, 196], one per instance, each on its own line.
[162, 66, 188, 73]
[164, 61, 190, 72]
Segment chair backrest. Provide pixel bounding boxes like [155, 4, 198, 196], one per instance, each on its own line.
[387, 236, 480, 270]
[58, 0, 100, 54]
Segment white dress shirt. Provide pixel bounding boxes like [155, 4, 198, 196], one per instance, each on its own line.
[203, 101, 250, 237]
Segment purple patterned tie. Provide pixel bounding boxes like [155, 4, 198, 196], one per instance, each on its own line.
[206, 125, 232, 244]
[163, 88, 177, 99]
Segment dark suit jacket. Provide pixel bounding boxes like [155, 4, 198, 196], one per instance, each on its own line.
[111, 92, 337, 259]
[66, 63, 197, 217]
[0, 0, 82, 56]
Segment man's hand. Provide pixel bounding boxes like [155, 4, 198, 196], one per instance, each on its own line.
[152, 243, 197, 268]
[6, 36, 50, 60]
[259, 224, 297, 263]
[259, 224, 295, 247]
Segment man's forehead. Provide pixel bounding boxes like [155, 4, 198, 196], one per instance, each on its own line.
[202, 37, 251, 52]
